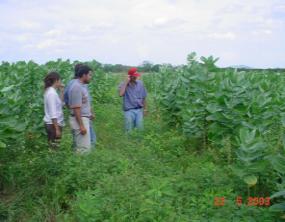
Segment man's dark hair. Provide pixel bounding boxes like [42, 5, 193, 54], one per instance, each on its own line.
[74, 63, 84, 78]
[44, 72, 60, 89]
[77, 65, 92, 78]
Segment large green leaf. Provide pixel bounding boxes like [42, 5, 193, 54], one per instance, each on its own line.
[0, 141, 6, 148]
[243, 175, 257, 187]
[267, 154, 285, 173]
[239, 128, 256, 144]
[270, 203, 285, 212]
[1, 85, 14, 93]
[271, 190, 285, 199]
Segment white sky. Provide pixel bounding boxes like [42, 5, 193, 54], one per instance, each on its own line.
[0, 0, 284, 67]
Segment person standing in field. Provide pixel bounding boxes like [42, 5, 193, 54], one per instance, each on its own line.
[43, 72, 65, 149]
[63, 64, 82, 108]
[118, 67, 147, 133]
[64, 64, 96, 148]
[68, 65, 93, 153]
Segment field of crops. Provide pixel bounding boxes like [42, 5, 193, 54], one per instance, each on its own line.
[1, 54, 285, 221]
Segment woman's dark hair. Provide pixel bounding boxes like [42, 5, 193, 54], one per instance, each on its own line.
[77, 65, 92, 78]
[74, 63, 84, 78]
[44, 72, 60, 89]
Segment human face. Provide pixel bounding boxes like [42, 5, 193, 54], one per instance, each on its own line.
[84, 71, 92, 84]
[54, 79, 62, 88]
[130, 76, 137, 82]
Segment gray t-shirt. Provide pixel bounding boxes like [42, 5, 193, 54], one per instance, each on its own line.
[118, 80, 147, 111]
[65, 79, 91, 106]
[68, 79, 91, 117]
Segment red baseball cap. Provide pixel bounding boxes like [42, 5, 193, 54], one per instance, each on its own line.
[128, 67, 141, 77]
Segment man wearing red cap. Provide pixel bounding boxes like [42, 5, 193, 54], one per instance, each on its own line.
[118, 67, 147, 132]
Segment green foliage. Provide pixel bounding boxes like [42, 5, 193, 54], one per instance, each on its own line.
[0, 56, 283, 221]
[232, 128, 268, 184]
[143, 53, 285, 219]
[268, 154, 285, 218]
[0, 60, 113, 149]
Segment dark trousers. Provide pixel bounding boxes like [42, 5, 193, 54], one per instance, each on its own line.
[45, 124, 62, 149]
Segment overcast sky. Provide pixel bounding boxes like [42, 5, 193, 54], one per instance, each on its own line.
[0, 0, 284, 68]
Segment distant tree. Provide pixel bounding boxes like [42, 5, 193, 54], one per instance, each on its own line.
[152, 64, 160, 72]
[139, 61, 153, 72]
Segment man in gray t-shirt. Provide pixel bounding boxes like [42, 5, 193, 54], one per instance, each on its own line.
[64, 64, 96, 148]
[69, 80, 91, 117]
[118, 67, 147, 133]
[68, 65, 93, 153]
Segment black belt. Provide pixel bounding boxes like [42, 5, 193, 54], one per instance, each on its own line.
[124, 107, 142, 111]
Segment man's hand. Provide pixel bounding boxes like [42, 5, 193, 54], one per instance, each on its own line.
[119, 76, 130, 97]
[90, 113, 95, 120]
[80, 125, 87, 135]
[125, 76, 130, 84]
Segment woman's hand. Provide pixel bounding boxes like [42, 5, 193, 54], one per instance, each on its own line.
[55, 127, 61, 139]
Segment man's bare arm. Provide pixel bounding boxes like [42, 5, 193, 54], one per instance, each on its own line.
[73, 107, 86, 135]
[119, 77, 130, 97]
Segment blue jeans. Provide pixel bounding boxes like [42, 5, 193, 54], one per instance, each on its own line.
[124, 108, 143, 132]
[90, 120, 96, 148]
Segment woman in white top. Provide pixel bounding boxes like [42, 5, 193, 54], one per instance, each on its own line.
[43, 72, 64, 149]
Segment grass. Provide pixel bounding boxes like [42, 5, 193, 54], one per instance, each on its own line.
[0, 75, 276, 221]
